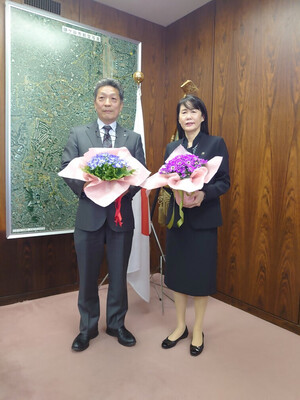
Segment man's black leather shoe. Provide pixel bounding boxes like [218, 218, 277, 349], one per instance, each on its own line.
[71, 331, 99, 352]
[106, 326, 136, 347]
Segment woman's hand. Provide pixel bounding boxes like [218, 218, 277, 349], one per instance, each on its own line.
[183, 190, 205, 208]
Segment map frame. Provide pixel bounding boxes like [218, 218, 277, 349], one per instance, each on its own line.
[5, 1, 141, 239]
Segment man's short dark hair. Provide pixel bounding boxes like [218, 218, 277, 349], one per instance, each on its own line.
[93, 78, 124, 101]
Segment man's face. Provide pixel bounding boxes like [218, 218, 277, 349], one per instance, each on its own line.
[94, 85, 123, 124]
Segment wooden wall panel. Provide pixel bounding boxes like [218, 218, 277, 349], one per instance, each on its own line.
[0, 231, 78, 303]
[213, 0, 300, 325]
[164, 2, 216, 143]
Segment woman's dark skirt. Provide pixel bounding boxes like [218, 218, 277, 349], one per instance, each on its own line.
[164, 223, 218, 296]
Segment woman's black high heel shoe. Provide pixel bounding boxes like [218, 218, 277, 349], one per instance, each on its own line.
[161, 326, 188, 349]
[190, 333, 204, 356]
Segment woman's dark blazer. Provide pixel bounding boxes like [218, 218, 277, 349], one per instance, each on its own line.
[164, 132, 230, 230]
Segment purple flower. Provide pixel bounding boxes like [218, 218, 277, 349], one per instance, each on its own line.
[159, 154, 207, 179]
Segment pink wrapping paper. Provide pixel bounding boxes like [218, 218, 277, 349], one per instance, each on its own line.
[58, 147, 151, 207]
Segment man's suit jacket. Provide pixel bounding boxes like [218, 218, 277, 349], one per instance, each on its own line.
[164, 132, 230, 230]
[61, 121, 145, 232]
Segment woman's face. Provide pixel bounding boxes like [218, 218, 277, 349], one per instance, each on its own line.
[178, 102, 204, 136]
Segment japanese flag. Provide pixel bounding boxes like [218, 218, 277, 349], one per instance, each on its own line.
[127, 85, 151, 302]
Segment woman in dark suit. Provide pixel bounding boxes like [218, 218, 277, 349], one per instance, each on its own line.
[161, 95, 230, 356]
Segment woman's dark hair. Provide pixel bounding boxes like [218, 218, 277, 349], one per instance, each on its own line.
[176, 95, 209, 139]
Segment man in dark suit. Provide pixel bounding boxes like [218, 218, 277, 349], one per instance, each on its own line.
[61, 78, 145, 351]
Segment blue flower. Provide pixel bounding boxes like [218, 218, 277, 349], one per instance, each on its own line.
[83, 153, 134, 181]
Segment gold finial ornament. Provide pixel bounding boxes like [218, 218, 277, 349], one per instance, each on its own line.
[181, 80, 199, 97]
[133, 71, 144, 84]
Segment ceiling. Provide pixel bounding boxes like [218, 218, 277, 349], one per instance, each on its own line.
[93, 0, 211, 27]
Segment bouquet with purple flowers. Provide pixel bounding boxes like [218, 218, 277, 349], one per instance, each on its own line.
[141, 145, 222, 227]
[158, 153, 208, 179]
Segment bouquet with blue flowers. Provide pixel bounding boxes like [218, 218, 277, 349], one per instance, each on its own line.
[59, 147, 150, 225]
[82, 153, 135, 181]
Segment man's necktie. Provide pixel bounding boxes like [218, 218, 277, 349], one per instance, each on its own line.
[102, 125, 112, 148]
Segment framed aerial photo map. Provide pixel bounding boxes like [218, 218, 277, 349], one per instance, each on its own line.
[5, 1, 140, 238]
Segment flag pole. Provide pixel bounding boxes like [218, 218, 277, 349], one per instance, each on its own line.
[132, 70, 173, 311]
